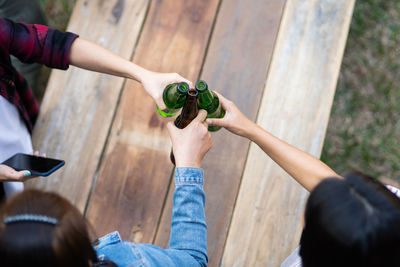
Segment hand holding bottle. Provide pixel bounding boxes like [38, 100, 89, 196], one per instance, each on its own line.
[206, 92, 340, 191]
[206, 92, 254, 137]
[140, 70, 193, 110]
[167, 110, 212, 168]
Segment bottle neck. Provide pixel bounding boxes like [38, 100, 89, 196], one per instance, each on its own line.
[175, 89, 198, 129]
[197, 89, 214, 108]
[170, 82, 189, 96]
[163, 82, 188, 110]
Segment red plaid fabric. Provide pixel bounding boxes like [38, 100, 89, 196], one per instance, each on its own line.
[0, 18, 78, 133]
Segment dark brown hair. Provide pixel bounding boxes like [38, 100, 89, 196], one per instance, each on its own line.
[0, 189, 113, 267]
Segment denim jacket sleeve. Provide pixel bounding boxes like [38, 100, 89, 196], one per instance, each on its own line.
[137, 167, 208, 266]
[95, 167, 208, 267]
[170, 167, 208, 264]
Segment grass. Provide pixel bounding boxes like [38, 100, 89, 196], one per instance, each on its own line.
[37, 0, 400, 183]
[39, 0, 75, 31]
[321, 0, 400, 184]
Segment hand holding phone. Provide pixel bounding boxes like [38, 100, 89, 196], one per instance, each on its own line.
[0, 164, 32, 182]
[2, 153, 65, 178]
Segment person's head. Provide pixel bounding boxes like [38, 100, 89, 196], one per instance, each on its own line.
[300, 172, 400, 267]
[0, 189, 114, 267]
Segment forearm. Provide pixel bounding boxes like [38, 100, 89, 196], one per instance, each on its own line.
[69, 38, 149, 83]
[244, 122, 341, 191]
[169, 167, 208, 265]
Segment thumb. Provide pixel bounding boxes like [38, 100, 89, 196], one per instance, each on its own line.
[0, 165, 30, 181]
[156, 97, 166, 111]
[213, 91, 231, 111]
[14, 170, 31, 180]
[166, 121, 178, 136]
[193, 110, 208, 123]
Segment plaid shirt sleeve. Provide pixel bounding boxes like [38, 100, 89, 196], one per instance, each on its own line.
[1, 18, 78, 70]
[0, 18, 79, 133]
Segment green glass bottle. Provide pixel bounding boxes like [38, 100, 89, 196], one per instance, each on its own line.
[195, 80, 225, 131]
[156, 82, 189, 117]
[170, 89, 199, 165]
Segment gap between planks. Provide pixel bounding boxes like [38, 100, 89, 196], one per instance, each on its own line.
[83, 0, 153, 216]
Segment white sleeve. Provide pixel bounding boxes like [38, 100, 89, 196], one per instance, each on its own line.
[386, 185, 400, 198]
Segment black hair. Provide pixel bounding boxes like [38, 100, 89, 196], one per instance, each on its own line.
[300, 172, 400, 267]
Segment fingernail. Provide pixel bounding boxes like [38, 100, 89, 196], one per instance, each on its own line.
[206, 119, 212, 125]
[24, 171, 31, 177]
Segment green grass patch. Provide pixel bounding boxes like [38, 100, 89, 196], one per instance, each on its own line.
[321, 0, 400, 183]
[39, 0, 75, 30]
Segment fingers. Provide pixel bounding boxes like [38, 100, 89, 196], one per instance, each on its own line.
[206, 118, 225, 127]
[173, 73, 194, 88]
[167, 111, 207, 134]
[193, 110, 208, 123]
[156, 98, 167, 111]
[31, 151, 46, 157]
[5, 171, 23, 181]
[16, 170, 32, 181]
[213, 91, 231, 110]
[186, 79, 194, 88]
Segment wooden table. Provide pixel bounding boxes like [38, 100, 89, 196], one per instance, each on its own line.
[28, 0, 355, 265]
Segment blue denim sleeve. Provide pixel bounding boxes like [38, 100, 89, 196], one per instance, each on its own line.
[169, 167, 208, 265]
[95, 167, 207, 266]
[135, 168, 207, 266]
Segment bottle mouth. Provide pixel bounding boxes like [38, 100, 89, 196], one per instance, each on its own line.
[177, 82, 189, 93]
[188, 88, 198, 97]
[195, 80, 208, 91]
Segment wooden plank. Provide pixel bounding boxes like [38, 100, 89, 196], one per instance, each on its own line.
[221, 0, 355, 266]
[154, 0, 287, 266]
[85, 0, 220, 243]
[26, 0, 149, 212]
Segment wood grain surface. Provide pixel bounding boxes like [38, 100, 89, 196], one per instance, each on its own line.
[27, 0, 149, 212]
[221, 0, 355, 266]
[85, 0, 220, 243]
[154, 0, 287, 266]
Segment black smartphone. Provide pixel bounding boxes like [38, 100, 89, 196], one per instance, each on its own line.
[2, 153, 65, 177]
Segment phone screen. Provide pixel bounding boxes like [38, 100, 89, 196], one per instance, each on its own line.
[2, 153, 65, 176]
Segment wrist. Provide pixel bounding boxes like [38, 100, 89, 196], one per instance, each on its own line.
[236, 119, 256, 138]
[175, 159, 201, 168]
[243, 121, 261, 141]
[128, 64, 149, 83]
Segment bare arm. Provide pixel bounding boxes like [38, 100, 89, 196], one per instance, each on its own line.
[206, 92, 342, 191]
[69, 38, 192, 109]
